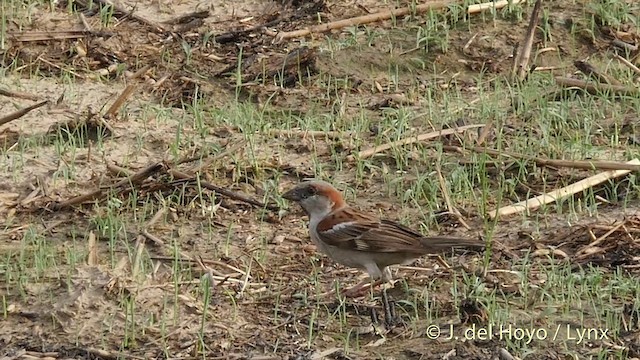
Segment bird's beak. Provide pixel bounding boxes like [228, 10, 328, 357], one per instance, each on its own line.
[282, 187, 301, 202]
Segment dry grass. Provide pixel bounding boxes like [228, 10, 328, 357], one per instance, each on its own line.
[1, 0, 640, 359]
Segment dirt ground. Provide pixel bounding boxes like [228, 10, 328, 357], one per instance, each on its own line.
[1, 0, 640, 359]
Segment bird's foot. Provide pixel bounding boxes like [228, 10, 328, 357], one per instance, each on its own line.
[381, 288, 401, 327]
[369, 288, 402, 329]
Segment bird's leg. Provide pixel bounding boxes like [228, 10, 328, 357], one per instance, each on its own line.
[379, 267, 401, 327]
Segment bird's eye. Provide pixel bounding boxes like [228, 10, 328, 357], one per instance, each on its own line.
[304, 186, 317, 198]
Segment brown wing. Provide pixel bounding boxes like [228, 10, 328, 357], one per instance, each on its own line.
[316, 208, 426, 253]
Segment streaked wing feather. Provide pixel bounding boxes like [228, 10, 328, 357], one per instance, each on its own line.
[317, 208, 425, 253]
[365, 223, 425, 252]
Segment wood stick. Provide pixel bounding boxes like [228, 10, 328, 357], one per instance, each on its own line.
[347, 124, 484, 161]
[37, 56, 86, 79]
[476, 119, 493, 146]
[531, 65, 561, 71]
[104, 84, 137, 118]
[0, 100, 49, 127]
[216, 15, 286, 44]
[275, 0, 523, 43]
[81, 0, 166, 33]
[468, 0, 524, 14]
[7, 30, 113, 42]
[612, 39, 638, 52]
[444, 145, 640, 172]
[488, 158, 640, 219]
[574, 222, 625, 260]
[574, 60, 621, 85]
[275, 1, 455, 42]
[435, 162, 471, 230]
[513, 0, 543, 80]
[86, 231, 99, 266]
[175, 141, 245, 168]
[276, 0, 524, 43]
[0, 88, 40, 101]
[168, 169, 279, 211]
[79, 13, 93, 31]
[51, 162, 165, 210]
[612, 53, 640, 75]
[163, 10, 210, 25]
[554, 76, 639, 96]
[267, 128, 355, 139]
[105, 161, 134, 177]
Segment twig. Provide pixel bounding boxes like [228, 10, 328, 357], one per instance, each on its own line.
[132, 235, 146, 277]
[104, 84, 137, 118]
[140, 229, 166, 247]
[0, 100, 49, 127]
[462, 33, 478, 52]
[99, 84, 137, 136]
[267, 128, 355, 139]
[443, 145, 640, 171]
[77, 348, 120, 360]
[37, 56, 86, 79]
[195, 257, 221, 287]
[51, 162, 165, 210]
[87, 231, 98, 266]
[574, 222, 625, 260]
[488, 158, 640, 219]
[238, 258, 253, 296]
[443, 349, 457, 360]
[105, 161, 134, 177]
[141, 230, 198, 265]
[75, 0, 166, 33]
[7, 30, 113, 42]
[612, 53, 640, 75]
[535, 47, 557, 56]
[0, 88, 40, 101]
[178, 139, 246, 168]
[497, 348, 516, 360]
[574, 60, 621, 85]
[435, 162, 471, 230]
[347, 124, 485, 161]
[612, 39, 638, 52]
[275, 1, 455, 42]
[476, 119, 493, 146]
[216, 15, 286, 44]
[150, 256, 247, 278]
[139, 224, 197, 264]
[20, 187, 42, 207]
[531, 65, 561, 71]
[467, 0, 524, 14]
[163, 10, 210, 25]
[513, 0, 543, 80]
[129, 65, 150, 80]
[79, 13, 92, 31]
[554, 76, 639, 96]
[202, 259, 248, 277]
[145, 206, 167, 229]
[168, 169, 279, 211]
[95, 117, 116, 136]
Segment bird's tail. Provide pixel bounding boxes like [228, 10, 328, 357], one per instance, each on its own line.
[420, 236, 485, 254]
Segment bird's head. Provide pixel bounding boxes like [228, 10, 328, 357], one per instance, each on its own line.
[282, 180, 346, 219]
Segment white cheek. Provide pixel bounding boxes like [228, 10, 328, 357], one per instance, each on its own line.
[300, 196, 334, 219]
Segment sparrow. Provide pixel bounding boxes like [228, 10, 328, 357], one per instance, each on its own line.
[282, 180, 483, 285]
